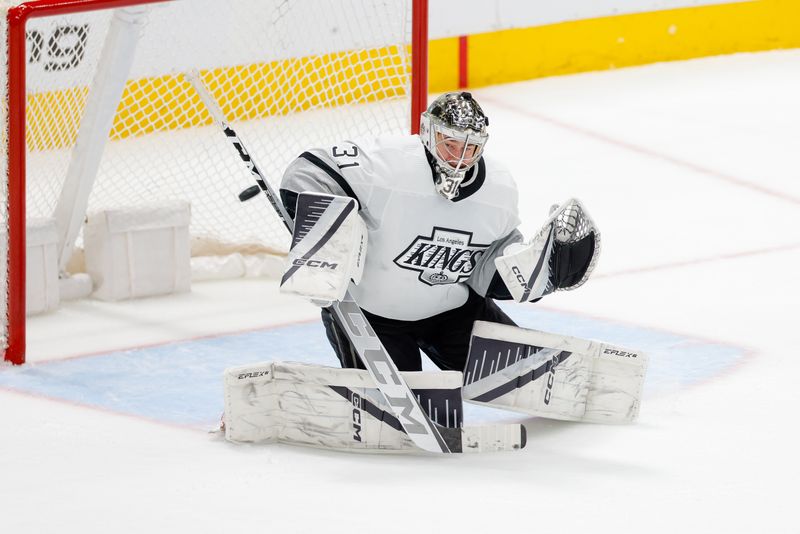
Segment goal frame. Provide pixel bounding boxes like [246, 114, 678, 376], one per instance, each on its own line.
[3, 0, 429, 365]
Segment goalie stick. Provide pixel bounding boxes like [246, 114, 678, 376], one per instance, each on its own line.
[184, 71, 525, 454]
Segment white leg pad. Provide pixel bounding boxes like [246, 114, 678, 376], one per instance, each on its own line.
[224, 362, 452, 452]
[462, 321, 647, 423]
[223, 361, 526, 453]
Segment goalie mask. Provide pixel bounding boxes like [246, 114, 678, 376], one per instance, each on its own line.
[420, 92, 489, 200]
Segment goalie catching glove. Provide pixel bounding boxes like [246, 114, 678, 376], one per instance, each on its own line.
[494, 198, 600, 303]
[280, 192, 367, 304]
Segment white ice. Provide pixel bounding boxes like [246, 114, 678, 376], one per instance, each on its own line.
[3, 50, 799, 533]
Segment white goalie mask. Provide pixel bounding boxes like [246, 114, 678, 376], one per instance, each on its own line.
[420, 92, 489, 200]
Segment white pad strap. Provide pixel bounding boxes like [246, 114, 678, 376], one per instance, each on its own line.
[280, 192, 367, 303]
[462, 321, 647, 423]
[223, 361, 526, 453]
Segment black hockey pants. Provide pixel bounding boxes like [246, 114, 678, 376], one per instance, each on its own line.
[320, 289, 516, 372]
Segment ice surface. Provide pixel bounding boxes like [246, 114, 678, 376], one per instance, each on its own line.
[2, 50, 799, 533]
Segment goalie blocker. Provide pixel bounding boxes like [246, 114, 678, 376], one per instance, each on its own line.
[280, 192, 367, 304]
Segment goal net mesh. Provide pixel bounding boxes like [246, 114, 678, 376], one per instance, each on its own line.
[0, 0, 415, 354]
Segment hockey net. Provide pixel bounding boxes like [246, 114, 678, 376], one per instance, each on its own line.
[1, 0, 427, 363]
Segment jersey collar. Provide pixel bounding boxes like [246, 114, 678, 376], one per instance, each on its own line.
[424, 150, 486, 202]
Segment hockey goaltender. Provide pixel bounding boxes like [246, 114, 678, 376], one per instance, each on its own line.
[219, 91, 648, 454]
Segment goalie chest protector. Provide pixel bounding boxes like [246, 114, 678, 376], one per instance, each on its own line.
[283, 135, 521, 321]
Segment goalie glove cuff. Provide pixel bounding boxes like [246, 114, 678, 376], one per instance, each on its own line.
[493, 227, 555, 303]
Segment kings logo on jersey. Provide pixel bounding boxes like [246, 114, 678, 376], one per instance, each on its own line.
[394, 227, 488, 286]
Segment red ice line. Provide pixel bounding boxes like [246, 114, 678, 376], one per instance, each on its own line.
[596, 241, 800, 279]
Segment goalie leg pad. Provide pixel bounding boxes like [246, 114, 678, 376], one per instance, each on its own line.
[462, 321, 647, 423]
[223, 361, 525, 453]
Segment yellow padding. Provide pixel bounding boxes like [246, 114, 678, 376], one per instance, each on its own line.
[26, 45, 410, 151]
[429, 0, 800, 91]
[428, 37, 460, 93]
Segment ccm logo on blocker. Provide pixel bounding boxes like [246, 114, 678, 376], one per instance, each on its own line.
[292, 259, 339, 269]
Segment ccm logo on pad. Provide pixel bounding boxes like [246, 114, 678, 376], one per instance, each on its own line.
[351, 393, 363, 442]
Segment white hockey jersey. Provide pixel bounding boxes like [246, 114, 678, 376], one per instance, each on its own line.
[280, 135, 522, 321]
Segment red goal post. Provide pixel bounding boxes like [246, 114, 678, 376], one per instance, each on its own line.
[2, 0, 429, 365]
